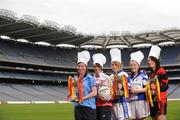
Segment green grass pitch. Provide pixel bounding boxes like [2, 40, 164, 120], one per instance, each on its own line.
[0, 101, 179, 120]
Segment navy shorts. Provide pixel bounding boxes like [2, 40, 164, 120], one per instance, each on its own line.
[150, 101, 167, 117]
[75, 106, 96, 120]
[97, 106, 111, 120]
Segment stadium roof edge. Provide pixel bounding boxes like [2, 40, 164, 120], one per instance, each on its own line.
[0, 9, 180, 48]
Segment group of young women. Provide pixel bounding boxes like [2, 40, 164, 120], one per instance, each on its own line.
[68, 45, 169, 120]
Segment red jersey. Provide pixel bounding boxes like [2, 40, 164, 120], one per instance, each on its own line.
[95, 72, 112, 107]
[150, 67, 169, 103]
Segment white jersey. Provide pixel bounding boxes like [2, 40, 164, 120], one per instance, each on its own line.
[110, 70, 131, 119]
[110, 71, 128, 81]
[129, 70, 148, 101]
[94, 71, 110, 89]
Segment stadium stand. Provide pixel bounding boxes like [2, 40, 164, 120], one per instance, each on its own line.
[0, 83, 178, 101]
[167, 84, 180, 99]
[0, 9, 179, 102]
[0, 83, 68, 101]
[0, 38, 179, 101]
[0, 38, 180, 68]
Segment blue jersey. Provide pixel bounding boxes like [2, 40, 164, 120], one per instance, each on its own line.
[74, 73, 96, 109]
[128, 70, 148, 101]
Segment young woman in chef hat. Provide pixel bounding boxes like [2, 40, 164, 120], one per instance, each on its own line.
[92, 53, 112, 120]
[128, 51, 149, 120]
[110, 48, 130, 120]
[147, 45, 169, 120]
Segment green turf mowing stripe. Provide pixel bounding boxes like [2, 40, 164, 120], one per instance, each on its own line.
[0, 101, 179, 120]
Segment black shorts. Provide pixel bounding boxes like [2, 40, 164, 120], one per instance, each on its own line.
[75, 106, 96, 120]
[97, 106, 111, 120]
[150, 101, 167, 117]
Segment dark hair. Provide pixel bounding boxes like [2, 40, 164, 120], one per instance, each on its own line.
[77, 62, 88, 77]
[93, 63, 103, 71]
[148, 56, 161, 73]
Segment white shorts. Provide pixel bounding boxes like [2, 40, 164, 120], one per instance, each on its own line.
[129, 100, 149, 119]
[111, 102, 130, 120]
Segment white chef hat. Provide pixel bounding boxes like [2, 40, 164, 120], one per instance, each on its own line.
[130, 51, 144, 65]
[92, 53, 106, 68]
[148, 45, 161, 59]
[110, 48, 122, 63]
[77, 50, 90, 66]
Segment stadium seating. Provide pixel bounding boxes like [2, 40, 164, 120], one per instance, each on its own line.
[0, 38, 179, 102]
[0, 8, 179, 102]
[0, 83, 68, 101]
[168, 84, 180, 99]
[0, 83, 178, 101]
[0, 38, 180, 68]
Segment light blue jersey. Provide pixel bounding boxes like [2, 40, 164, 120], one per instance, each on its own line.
[74, 73, 96, 109]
